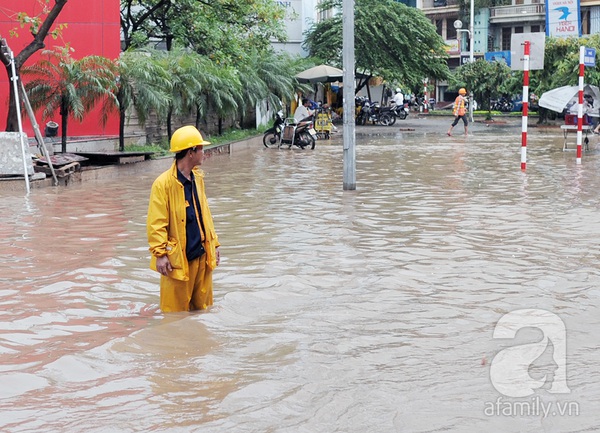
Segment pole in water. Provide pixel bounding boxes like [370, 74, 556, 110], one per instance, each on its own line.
[576, 45, 585, 165]
[5, 40, 30, 193]
[342, 0, 356, 191]
[521, 40, 530, 171]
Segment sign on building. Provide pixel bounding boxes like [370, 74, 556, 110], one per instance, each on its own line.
[445, 39, 460, 55]
[485, 50, 511, 67]
[460, 54, 483, 65]
[545, 0, 581, 38]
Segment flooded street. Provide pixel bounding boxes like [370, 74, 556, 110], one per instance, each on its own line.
[2, 117, 600, 432]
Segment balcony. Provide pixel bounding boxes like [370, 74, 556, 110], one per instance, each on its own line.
[421, 0, 459, 9]
[489, 3, 545, 23]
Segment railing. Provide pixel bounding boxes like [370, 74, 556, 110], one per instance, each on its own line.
[490, 3, 545, 17]
[421, 0, 459, 9]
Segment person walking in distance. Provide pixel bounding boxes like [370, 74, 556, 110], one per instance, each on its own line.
[147, 125, 220, 313]
[447, 88, 468, 136]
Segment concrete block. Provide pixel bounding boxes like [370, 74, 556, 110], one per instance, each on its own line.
[0, 132, 33, 176]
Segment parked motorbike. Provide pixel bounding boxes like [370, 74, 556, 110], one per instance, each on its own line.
[356, 99, 396, 126]
[263, 110, 317, 149]
[491, 97, 513, 112]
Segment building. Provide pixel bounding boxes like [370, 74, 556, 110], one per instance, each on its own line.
[0, 0, 120, 137]
[271, 0, 319, 56]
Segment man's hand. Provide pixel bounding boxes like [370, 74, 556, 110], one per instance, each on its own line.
[156, 255, 172, 276]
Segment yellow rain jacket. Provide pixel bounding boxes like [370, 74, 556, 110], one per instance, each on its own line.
[147, 161, 220, 281]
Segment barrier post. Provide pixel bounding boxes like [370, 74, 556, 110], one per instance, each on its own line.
[521, 41, 530, 170]
[576, 46, 585, 165]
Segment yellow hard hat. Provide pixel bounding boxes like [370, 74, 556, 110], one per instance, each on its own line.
[459, 88, 467, 95]
[169, 125, 210, 153]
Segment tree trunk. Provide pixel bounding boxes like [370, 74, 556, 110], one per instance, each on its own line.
[61, 98, 69, 153]
[5, 63, 19, 132]
[537, 107, 549, 125]
[167, 107, 173, 139]
[119, 108, 126, 151]
[118, 92, 125, 151]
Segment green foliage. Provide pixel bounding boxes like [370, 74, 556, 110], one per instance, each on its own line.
[121, 0, 287, 64]
[125, 142, 170, 158]
[449, 58, 512, 111]
[234, 49, 312, 111]
[303, 0, 450, 89]
[532, 35, 600, 95]
[125, 127, 264, 158]
[205, 128, 263, 146]
[117, 49, 172, 125]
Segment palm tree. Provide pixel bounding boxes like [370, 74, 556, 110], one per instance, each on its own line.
[196, 59, 239, 135]
[115, 49, 171, 150]
[22, 48, 118, 153]
[255, 50, 307, 110]
[155, 49, 204, 138]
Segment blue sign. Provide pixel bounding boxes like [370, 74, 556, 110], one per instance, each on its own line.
[485, 51, 511, 68]
[584, 47, 596, 67]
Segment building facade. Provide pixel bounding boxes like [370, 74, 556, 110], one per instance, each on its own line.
[0, 0, 120, 136]
[420, 0, 600, 102]
[271, 0, 319, 56]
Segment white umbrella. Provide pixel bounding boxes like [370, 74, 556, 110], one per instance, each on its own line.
[296, 64, 344, 84]
[539, 84, 600, 116]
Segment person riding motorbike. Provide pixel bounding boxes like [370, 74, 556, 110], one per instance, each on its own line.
[392, 88, 404, 107]
[294, 98, 314, 123]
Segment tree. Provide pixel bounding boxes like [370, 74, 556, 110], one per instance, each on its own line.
[120, 0, 287, 59]
[0, 0, 68, 132]
[154, 49, 206, 138]
[191, 55, 239, 135]
[449, 58, 513, 119]
[115, 49, 171, 151]
[234, 49, 310, 122]
[22, 48, 118, 153]
[303, 0, 450, 93]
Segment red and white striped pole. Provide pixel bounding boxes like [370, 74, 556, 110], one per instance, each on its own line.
[423, 79, 429, 113]
[576, 45, 585, 165]
[521, 41, 530, 170]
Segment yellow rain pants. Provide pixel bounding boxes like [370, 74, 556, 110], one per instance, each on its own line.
[159, 256, 213, 312]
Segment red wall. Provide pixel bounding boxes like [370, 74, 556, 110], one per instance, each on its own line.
[0, 0, 120, 136]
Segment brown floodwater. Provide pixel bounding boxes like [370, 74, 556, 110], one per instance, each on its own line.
[1, 122, 600, 432]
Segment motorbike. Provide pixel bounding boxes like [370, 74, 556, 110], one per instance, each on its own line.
[263, 110, 317, 149]
[356, 99, 396, 126]
[390, 101, 410, 120]
[491, 97, 513, 112]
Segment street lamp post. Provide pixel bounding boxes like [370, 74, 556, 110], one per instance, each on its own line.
[454, 0, 474, 122]
[468, 0, 474, 122]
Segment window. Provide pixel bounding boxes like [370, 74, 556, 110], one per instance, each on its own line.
[501, 27, 511, 51]
[436, 19, 443, 36]
[447, 22, 457, 40]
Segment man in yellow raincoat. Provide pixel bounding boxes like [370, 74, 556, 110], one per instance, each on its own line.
[147, 125, 220, 312]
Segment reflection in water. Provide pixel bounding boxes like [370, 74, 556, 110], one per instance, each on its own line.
[1, 127, 600, 432]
